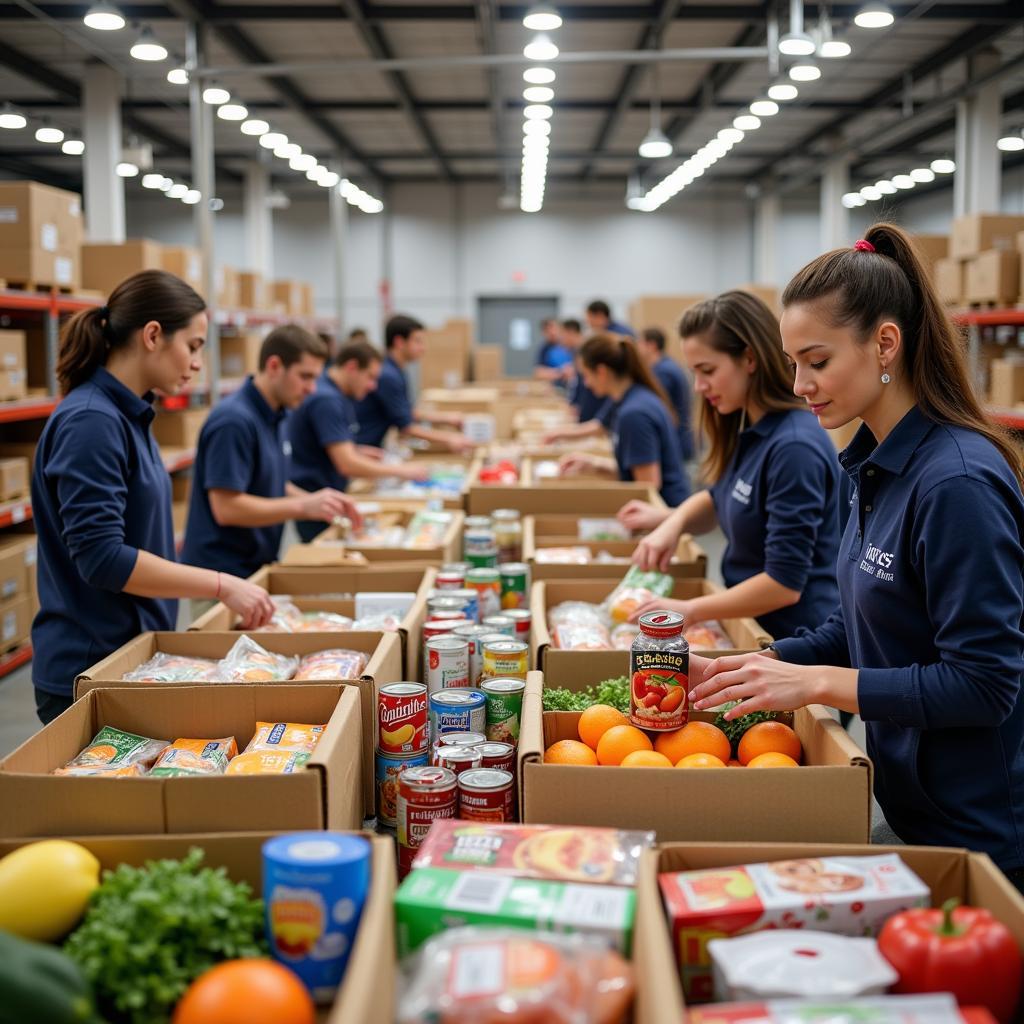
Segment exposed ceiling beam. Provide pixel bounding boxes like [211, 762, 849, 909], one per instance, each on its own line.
[0, 154, 81, 189]
[473, 0, 507, 181]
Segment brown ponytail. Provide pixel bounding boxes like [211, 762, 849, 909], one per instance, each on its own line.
[57, 269, 206, 394]
[579, 333, 677, 423]
[680, 290, 803, 483]
[782, 222, 1024, 487]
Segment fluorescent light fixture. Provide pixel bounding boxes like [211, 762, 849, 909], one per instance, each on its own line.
[750, 98, 779, 116]
[891, 174, 915, 189]
[706, 138, 730, 158]
[875, 180, 897, 195]
[83, 3, 124, 30]
[290, 153, 317, 171]
[318, 170, 340, 188]
[158, 177, 173, 192]
[240, 118, 270, 136]
[0, 109, 27, 130]
[523, 4, 562, 31]
[524, 103, 553, 120]
[524, 34, 558, 61]
[260, 132, 287, 150]
[779, 31, 815, 55]
[524, 67, 555, 85]
[718, 127, 744, 144]
[130, 28, 167, 62]
[524, 119, 551, 136]
[276, 142, 302, 159]
[523, 85, 554, 103]
[733, 114, 761, 131]
[819, 39, 852, 57]
[789, 61, 821, 81]
[910, 166, 935, 182]
[61, 139, 85, 154]
[141, 173, 164, 189]
[854, 1, 894, 28]
[182, 189, 201, 205]
[930, 157, 955, 174]
[306, 168, 321, 181]
[639, 128, 672, 159]
[35, 126, 64, 144]
[167, 67, 189, 85]
[997, 134, 1024, 152]
[115, 161, 139, 177]
[768, 82, 799, 101]
[860, 185, 882, 200]
[842, 192, 867, 208]
[217, 102, 248, 121]
[167, 183, 188, 199]
[202, 84, 230, 106]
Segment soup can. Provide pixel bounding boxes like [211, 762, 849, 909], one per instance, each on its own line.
[425, 635, 470, 694]
[476, 741, 516, 774]
[429, 688, 487, 746]
[482, 614, 515, 638]
[466, 567, 502, 620]
[434, 744, 484, 777]
[481, 639, 529, 682]
[452, 623, 491, 686]
[440, 561, 472, 581]
[481, 677, 526, 745]
[434, 731, 487, 756]
[377, 682, 428, 754]
[397, 766, 457, 878]
[435, 571, 465, 591]
[457, 768, 515, 823]
[447, 588, 481, 623]
[375, 748, 429, 828]
[503, 608, 532, 639]
[499, 562, 531, 610]
[427, 595, 470, 619]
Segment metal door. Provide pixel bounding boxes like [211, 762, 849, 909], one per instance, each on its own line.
[476, 295, 560, 378]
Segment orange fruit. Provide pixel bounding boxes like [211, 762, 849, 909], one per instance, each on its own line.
[747, 751, 799, 768]
[675, 752, 726, 768]
[738, 721, 803, 766]
[596, 725, 653, 766]
[655, 721, 731, 765]
[620, 750, 673, 768]
[544, 740, 598, 766]
[173, 959, 315, 1024]
[727, 759, 744, 767]
[578, 703, 629, 751]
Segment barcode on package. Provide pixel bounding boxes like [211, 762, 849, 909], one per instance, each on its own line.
[450, 943, 505, 999]
[556, 884, 631, 936]
[444, 872, 511, 913]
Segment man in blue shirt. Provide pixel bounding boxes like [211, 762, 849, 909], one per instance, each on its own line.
[353, 314, 474, 453]
[534, 318, 573, 383]
[183, 325, 361, 580]
[545, 318, 616, 444]
[586, 299, 634, 339]
[288, 338, 430, 541]
[637, 327, 695, 461]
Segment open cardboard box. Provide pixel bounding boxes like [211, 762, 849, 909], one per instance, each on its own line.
[346, 452, 482, 511]
[469, 480, 666, 516]
[295, 508, 463, 566]
[0, 831, 396, 1024]
[188, 564, 433, 680]
[75, 631, 403, 816]
[517, 672, 871, 844]
[0, 685, 364, 836]
[525, 515, 707, 581]
[531, 579, 773, 674]
[522, 455, 668, 490]
[633, 841, 1024, 1024]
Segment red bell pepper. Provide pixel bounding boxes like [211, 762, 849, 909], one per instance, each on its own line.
[878, 899, 1023, 1024]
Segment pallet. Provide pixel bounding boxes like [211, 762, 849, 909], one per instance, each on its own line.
[0, 279, 76, 295]
[965, 300, 1021, 310]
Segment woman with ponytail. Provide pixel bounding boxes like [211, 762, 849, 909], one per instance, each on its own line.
[32, 270, 274, 724]
[557, 333, 690, 506]
[689, 226, 1024, 885]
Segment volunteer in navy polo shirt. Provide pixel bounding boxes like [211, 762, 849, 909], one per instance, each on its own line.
[558, 334, 689, 507]
[288, 337, 429, 542]
[31, 270, 273, 725]
[585, 298, 634, 340]
[545, 318, 616, 445]
[534, 318, 574, 384]
[183, 325, 362, 580]
[630, 290, 842, 640]
[690, 227, 1024, 888]
[637, 326, 696, 461]
[353, 314, 475, 454]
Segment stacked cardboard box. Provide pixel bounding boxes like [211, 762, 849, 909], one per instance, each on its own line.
[217, 266, 240, 309]
[951, 214, 1024, 306]
[0, 181, 83, 290]
[0, 457, 28, 502]
[81, 239, 163, 295]
[219, 332, 264, 377]
[0, 535, 35, 650]
[151, 408, 207, 449]
[162, 245, 203, 292]
[270, 279, 304, 315]
[472, 344, 503, 380]
[0, 330, 27, 401]
[237, 271, 264, 311]
[628, 295, 707, 362]
[419, 320, 473, 389]
[989, 358, 1024, 408]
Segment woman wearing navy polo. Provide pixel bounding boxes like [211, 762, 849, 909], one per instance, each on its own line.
[31, 271, 274, 724]
[626, 291, 843, 640]
[690, 224, 1024, 887]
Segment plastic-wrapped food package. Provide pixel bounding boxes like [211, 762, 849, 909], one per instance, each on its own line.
[225, 750, 311, 775]
[548, 602, 606, 629]
[601, 566, 675, 624]
[294, 648, 369, 680]
[535, 546, 592, 565]
[398, 927, 635, 1024]
[122, 652, 219, 683]
[553, 621, 611, 651]
[577, 519, 630, 542]
[149, 736, 238, 777]
[245, 720, 325, 755]
[215, 634, 299, 682]
[291, 610, 355, 632]
[352, 610, 404, 632]
[684, 621, 732, 650]
[53, 726, 168, 776]
[610, 623, 640, 650]
[257, 597, 305, 633]
[404, 510, 452, 547]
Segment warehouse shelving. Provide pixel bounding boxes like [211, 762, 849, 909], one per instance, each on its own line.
[955, 308, 1024, 431]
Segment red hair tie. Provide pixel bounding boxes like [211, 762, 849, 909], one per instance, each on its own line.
[853, 239, 876, 252]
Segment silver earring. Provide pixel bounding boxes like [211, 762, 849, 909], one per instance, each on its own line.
[881, 371, 891, 384]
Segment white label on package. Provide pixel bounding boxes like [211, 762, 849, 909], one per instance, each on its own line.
[2, 578, 15, 599]
[463, 414, 495, 444]
[450, 944, 505, 999]
[24, 545, 36, 566]
[556, 883, 632, 939]
[40, 223, 58, 252]
[69, 199, 80, 218]
[54, 257, 73, 284]
[3, 611, 15, 640]
[0, 207, 17, 223]
[354, 591, 415, 620]
[444, 871, 512, 913]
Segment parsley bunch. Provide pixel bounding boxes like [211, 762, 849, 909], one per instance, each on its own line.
[542, 676, 630, 713]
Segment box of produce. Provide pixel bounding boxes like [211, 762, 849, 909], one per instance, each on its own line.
[0, 684, 364, 836]
[76, 631, 402, 816]
[0, 830, 396, 1024]
[518, 672, 872, 844]
[633, 842, 1024, 1024]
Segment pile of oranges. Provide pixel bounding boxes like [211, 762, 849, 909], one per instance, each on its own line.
[543, 705, 803, 769]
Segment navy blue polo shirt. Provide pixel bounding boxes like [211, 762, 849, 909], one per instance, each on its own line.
[32, 368, 176, 696]
[537, 341, 573, 370]
[774, 407, 1024, 870]
[354, 356, 412, 447]
[709, 408, 841, 639]
[607, 318, 634, 338]
[182, 377, 288, 579]
[653, 356, 695, 461]
[610, 384, 689, 507]
[569, 374, 613, 425]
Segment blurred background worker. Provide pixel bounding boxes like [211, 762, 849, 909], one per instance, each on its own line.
[586, 299, 634, 339]
[637, 327, 696, 464]
[534, 317, 574, 383]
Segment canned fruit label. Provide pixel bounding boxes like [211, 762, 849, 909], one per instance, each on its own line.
[482, 641, 528, 682]
[376, 750, 428, 826]
[482, 679, 525, 745]
[629, 650, 689, 732]
[378, 683, 428, 754]
[426, 638, 470, 693]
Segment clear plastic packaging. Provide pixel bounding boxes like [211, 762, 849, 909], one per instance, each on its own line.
[122, 652, 219, 683]
[610, 623, 640, 650]
[352, 610, 405, 632]
[215, 634, 299, 682]
[149, 736, 238, 777]
[245, 720, 325, 754]
[548, 601, 606, 630]
[258, 598, 354, 633]
[601, 566, 675, 624]
[684, 620, 732, 651]
[398, 927, 635, 1024]
[53, 726, 168, 775]
[536, 546, 592, 565]
[553, 621, 611, 651]
[294, 648, 369, 680]
[578, 518, 630, 542]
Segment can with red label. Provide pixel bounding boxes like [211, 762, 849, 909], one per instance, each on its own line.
[435, 571, 465, 591]
[458, 768, 515, 823]
[425, 635, 470, 693]
[434, 744, 483, 777]
[440, 561, 471, 582]
[630, 609, 690, 732]
[377, 682, 428, 754]
[432, 731, 486, 762]
[476, 741, 515, 773]
[503, 608, 532, 639]
[375, 748, 429, 829]
[397, 765, 457, 877]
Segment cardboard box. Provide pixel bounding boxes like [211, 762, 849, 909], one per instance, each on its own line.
[171, 500, 188, 538]
[219, 332, 264, 378]
[419, 326, 471, 390]
[81, 240, 163, 295]
[910, 233, 949, 272]
[237, 271, 264, 311]
[473, 345, 503, 380]
[0, 594, 30, 649]
[990, 358, 1024, 408]
[348, 452, 481, 513]
[629, 295, 707, 361]
[300, 282, 315, 317]
[188, 563, 433, 681]
[933, 257, 965, 305]
[0, 535, 33, 601]
[0, 329, 27, 401]
[965, 249, 1021, 305]
[0, 684, 363, 836]
[469, 479, 665, 516]
[217, 266, 240, 309]
[298, 510, 464, 567]
[0, 830, 396, 1024]
[525, 515, 707, 581]
[0, 181, 82, 289]
[633, 842, 1024, 1023]
[518, 672, 871, 843]
[161, 245, 203, 293]
[77, 630, 404, 815]
[271, 279, 304, 315]
[952, 213, 1024, 259]
[151, 408, 207, 449]
[0, 457, 28, 501]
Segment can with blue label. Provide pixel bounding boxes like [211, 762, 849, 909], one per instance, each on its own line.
[375, 748, 429, 828]
[262, 832, 371, 1004]
[429, 687, 487, 746]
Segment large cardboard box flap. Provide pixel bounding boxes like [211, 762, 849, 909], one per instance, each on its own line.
[82, 240, 164, 294]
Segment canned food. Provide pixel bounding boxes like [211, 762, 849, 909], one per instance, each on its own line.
[463, 527, 497, 558]
[476, 741, 516, 774]
[466, 549, 499, 570]
[429, 688, 487, 746]
[436, 731, 487, 750]
[464, 516, 493, 532]
[421, 620, 472, 681]
[452, 623, 491, 686]
[427, 595, 469, 618]
[503, 608, 532, 639]
[435, 571, 465, 591]
[434, 744, 483, 777]
[375, 748, 429, 828]
[482, 614, 515, 638]
[499, 562, 531, 610]
[470, 631, 510, 688]
[458, 768, 515, 823]
[466, 567, 502, 620]
[397, 766, 458, 878]
[481, 639, 529, 681]
[447, 589, 481, 623]
[481, 677, 526, 744]
[630, 610, 690, 732]
[425, 635, 470, 694]
[441, 561, 472, 579]
[377, 682, 428, 754]
[492, 509, 523, 563]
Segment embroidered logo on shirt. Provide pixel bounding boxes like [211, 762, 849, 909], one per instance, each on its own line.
[859, 542, 895, 582]
[731, 478, 753, 505]
[282, 440, 293, 457]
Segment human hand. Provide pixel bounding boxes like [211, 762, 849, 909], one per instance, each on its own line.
[618, 500, 669, 534]
[219, 575, 276, 631]
[689, 650, 819, 718]
[632, 516, 683, 572]
[558, 453, 595, 476]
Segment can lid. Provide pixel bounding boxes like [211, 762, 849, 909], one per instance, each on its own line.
[484, 639, 528, 652]
[638, 610, 686, 637]
[400, 765, 457, 790]
[426, 635, 469, 649]
[437, 745, 482, 762]
[458, 768, 514, 790]
[381, 682, 427, 696]
[466, 567, 500, 581]
[476, 742, 515, 755]
[263, 832, 371, 866]
[438, 732, 486, 745]
[431, 688, 486, 705]
[498, 562, 529, 573]
[481, 677, 527, 692]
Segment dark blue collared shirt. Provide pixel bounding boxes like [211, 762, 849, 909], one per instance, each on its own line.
[652, 356, 695, 461]
[32, 368, 176, 696]
[610, 384, 689, 506]
[569, 374, 613, 425]
[353, 356, 412, 447]
[774, 407, 1024, 870]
